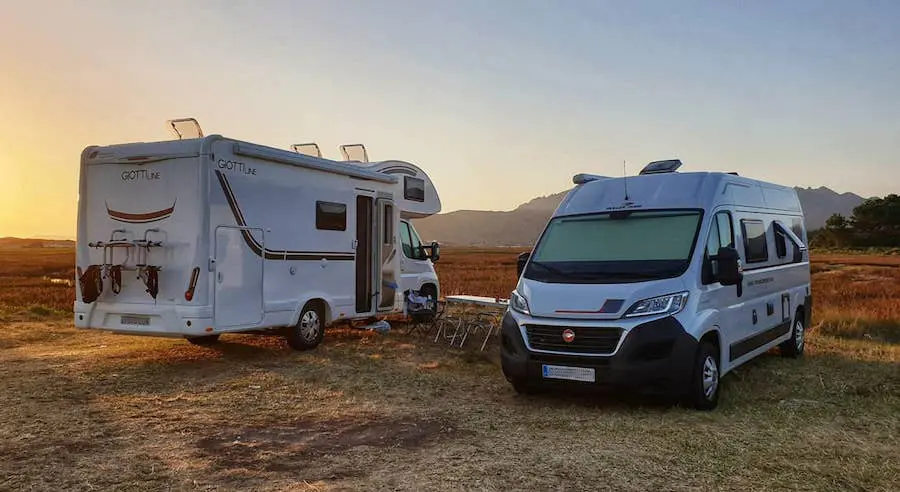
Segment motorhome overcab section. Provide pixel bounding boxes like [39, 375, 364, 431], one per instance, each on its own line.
[501, 160, 811, 410]
[74, 119, 442, 350]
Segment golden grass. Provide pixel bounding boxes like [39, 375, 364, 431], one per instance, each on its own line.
[0, 246, 898, 490]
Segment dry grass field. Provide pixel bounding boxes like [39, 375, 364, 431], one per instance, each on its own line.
[1, 246, 898, 491]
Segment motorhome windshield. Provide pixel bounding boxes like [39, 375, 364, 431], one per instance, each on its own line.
[525, 209, 703, 284]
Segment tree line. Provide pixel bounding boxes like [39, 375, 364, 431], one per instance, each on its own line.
[810, 194, 900, 248]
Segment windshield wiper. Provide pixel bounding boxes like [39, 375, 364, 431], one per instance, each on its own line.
[528, 260, 569, 277]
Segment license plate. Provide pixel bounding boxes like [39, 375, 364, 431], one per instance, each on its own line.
[121, 315, 150, 326]
[542, 364, 595, 382]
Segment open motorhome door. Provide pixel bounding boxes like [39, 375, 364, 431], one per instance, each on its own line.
[376, 197, 398, 312]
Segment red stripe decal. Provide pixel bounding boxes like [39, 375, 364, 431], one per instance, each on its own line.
[107, 201, 176, 223]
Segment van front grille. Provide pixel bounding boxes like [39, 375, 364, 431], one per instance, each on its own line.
[524, 325, 622, 354]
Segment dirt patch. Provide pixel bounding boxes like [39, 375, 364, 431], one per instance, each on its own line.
[195, 415, 460, 479]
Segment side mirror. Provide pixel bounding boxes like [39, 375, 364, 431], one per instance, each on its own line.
[713, 246, 743, 287]
[516, 252, 531, 278]
[429, 241, 440, 262]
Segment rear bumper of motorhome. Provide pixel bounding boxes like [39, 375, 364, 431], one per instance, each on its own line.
[74, 301, 214, 337]
[500, 312, 697, 396]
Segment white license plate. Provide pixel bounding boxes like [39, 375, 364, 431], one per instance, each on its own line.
[541, 364, 595, 382]
[121, 315, 150, 326]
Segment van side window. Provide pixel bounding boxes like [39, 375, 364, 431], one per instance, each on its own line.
[774, 224, 787, 259]
[741, 219, 768, 263]
[703, 211, 734, 284]
[716, 212, 734, 248]
[791, 218, 805, 245]
[705, 211, 734, 258]
[315, 201, 346, 231]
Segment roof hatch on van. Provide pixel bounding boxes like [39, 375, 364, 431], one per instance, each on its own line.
[639, 159, 683, 175]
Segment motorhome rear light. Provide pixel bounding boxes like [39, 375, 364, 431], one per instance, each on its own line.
[185, 267, 200, 301]
[205, 327, 213, 333]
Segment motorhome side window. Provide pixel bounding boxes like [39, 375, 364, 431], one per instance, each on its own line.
[383, 204, 394, 245]
[741, 219, 768, 263]
[315, 201, 347, 231]
[404, 176, 425, 203]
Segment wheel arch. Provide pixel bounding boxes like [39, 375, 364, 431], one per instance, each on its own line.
[290, 295, 334, 326]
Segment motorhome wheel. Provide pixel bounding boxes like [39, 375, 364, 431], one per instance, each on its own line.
[285, 302, 325, 351]
[186, 334, 220, 346]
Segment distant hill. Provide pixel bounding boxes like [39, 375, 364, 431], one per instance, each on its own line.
[0, 237, 75, 249]
[413, 185, 867, 247]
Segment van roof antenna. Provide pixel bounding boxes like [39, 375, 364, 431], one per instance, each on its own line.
[623, 160, 630, 201]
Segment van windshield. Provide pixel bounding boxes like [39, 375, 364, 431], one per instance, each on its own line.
[524, 209, 703, 284]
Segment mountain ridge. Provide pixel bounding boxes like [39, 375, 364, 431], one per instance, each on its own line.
[414, 185, 868, 247]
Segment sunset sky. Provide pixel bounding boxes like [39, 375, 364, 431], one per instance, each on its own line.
[1, 0, 898, 239]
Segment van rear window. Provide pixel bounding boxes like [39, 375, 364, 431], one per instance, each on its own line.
[741, 219, 768, 263]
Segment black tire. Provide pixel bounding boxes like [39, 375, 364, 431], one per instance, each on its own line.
[779, 310, 806, 358]
[684, 341, 720, 411]
[186, 334, 220, 346]
[510, 377, 541, 395]
[285, 302, 325, 351]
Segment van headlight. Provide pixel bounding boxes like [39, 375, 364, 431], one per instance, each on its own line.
[623, 292, 689, 318]
[510, 290, 531, 315]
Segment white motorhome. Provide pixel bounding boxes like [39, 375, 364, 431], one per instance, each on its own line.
[74, 119, 442, 350]
[501, 160, 811, 410]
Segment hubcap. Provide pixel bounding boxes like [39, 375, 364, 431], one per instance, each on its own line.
[702, 355, 719, 400]
[299, 310, 321, 342]
[795, 320, 805, 350]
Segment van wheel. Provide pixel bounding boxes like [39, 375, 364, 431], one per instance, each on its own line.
[510, 378, 540, 395]
[186, 334, 220, 346]
[684, 341, 720, 411]
[779, 312, 805, 358]
[285, 302, 325, 351]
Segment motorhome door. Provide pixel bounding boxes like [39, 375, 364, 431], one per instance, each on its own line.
[355, 195, 374, 314]
[214, 225, 264, 328]
[376, 198, 398, 312]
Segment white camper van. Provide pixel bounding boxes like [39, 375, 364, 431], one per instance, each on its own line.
[500, 160, 811, 410]
[74, 119, 442, 350]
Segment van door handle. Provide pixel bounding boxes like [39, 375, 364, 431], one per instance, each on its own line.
[767, 303, 774, 316]
[752, 310, 758, 324]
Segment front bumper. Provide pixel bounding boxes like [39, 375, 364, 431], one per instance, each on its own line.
[500, 311, 699, 395]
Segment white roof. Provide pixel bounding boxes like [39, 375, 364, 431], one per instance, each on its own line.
[555, 171, 802, 218]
